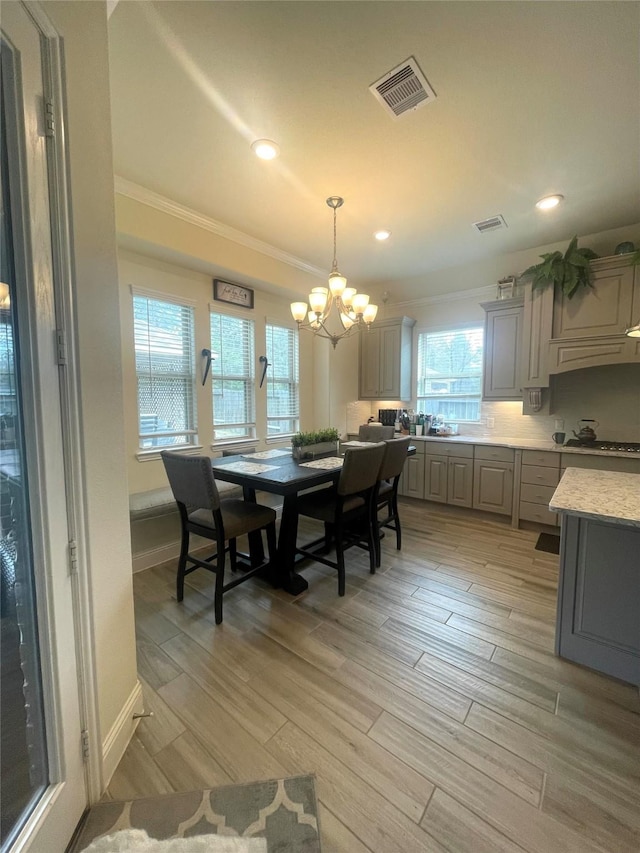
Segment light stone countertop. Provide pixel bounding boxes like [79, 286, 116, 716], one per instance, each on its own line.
[410, 434, 640, 459]
[549, 468, 640, 527]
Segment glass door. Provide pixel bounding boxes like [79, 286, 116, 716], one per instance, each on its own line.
[1, 3, 87, 850]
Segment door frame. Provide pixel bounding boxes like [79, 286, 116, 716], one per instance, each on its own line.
[3, 2, 101, 849]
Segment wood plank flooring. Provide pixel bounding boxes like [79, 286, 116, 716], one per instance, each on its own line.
[109, 500, 640, 852]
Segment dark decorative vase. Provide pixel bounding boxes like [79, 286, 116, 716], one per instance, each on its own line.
[614, 241, 635, 255]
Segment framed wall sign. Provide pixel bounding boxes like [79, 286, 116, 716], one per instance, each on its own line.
[213, 278, 254, 309]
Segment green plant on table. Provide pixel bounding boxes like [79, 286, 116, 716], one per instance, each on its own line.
[522, 235, 599, 299]
[291, 427, 339, 448]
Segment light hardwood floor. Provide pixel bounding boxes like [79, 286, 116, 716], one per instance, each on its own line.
[109, 500, 640, 853]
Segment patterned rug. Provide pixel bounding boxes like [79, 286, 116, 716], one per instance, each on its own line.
[69, 776, 321, 853]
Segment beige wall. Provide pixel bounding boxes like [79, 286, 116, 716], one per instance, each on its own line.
[43, 1, 138, 783]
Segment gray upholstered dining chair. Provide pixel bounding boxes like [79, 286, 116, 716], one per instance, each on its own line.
[374, 436, 411, 567]
[161, 451, 276, 624]
[358, 424, 395, 441]
[294, 442, 386, 596]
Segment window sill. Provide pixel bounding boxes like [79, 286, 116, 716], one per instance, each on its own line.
[265, 435, 296, 445]
[136, 444, 203, 462]
[210, 439, 258, 454]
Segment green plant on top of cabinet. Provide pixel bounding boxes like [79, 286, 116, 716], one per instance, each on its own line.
[481, 297, 524, 401]
[359, 316, 415, 401]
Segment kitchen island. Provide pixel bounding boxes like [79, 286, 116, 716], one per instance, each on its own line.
[550, 467, 640, 684]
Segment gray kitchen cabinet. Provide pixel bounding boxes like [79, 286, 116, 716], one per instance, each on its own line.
[472, 445, 514, 515]
[447, 457, 474, 508]
[424, 454, 448, 502]
[472, 460, 513, 515]
[518, 450, 560, 527]
[399, 452, 425, 499]
[424, 443, 474, 507]
[552, 259, 636, 340]
[556, 514, 640, 684]
[481, 297, 524, 400]
[359, 316, 415, 401]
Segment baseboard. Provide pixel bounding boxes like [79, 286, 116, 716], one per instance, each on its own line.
[101, 680, 144, 789]
[132, 542, 182, 573]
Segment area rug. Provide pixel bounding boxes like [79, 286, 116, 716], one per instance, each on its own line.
[535, 532, 560, 554]
[69, 776, 321, 853]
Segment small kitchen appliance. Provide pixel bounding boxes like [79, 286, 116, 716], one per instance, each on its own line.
[378, 409, 397, 427]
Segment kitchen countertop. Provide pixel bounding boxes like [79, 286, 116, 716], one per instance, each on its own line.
[549, 467, 640, 527]
[409, 434, 640, 459]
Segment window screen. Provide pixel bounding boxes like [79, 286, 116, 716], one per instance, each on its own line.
[133, 295, 196, 448]
[210, 312, 255, 440]
[266, 323, 299, 436]
[416, 327, 483, 422]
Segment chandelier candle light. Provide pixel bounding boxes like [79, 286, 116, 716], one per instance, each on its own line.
[291, 197, 378, 348]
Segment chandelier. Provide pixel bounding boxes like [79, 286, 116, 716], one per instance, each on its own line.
[290, 197, 378, 348]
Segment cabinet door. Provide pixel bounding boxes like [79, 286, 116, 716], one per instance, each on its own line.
[482, 301, 523, 400]
[379, 325, 401, 398]
[401, 454, 425, 499]
[447, 457, 473, 508]
[359, 328, 381, 398]
[424, 455, 447, 502]
[552, 261, 635, 339]
[473, 460, 513, 515]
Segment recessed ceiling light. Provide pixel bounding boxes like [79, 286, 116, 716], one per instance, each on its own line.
[374, 230, 391, 241]
[536, 194, 564, 211]
[251, 139, 280, 160]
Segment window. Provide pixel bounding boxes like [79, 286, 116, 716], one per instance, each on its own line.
[416, 327, 483, 422]
[210, 312, 255, 440]
[133, 294, 197, 448]
[265, 323, 299, 436]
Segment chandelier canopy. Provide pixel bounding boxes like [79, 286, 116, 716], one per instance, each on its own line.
[290, 197, 378, 348]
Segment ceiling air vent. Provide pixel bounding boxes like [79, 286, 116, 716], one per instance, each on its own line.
[473, 215, 508, 234]
[370, 56, 436, 119]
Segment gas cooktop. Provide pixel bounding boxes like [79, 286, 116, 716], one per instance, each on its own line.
[565, 439, 640, 453]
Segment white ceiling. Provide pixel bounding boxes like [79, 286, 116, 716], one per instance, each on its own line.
[107, 1, 640, 301]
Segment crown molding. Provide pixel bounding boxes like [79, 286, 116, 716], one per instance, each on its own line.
[389, 283, 497, 308]
[114, 176, 326, 280]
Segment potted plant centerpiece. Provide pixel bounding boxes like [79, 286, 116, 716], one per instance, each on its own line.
[291, 428, 340, 461]
[522, 235, 599, 299]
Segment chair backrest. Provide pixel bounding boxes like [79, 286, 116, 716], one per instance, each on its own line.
[161, 451, 221, 511]
[358, 424, 395, 441]
[338, 443, 386, 496]
[379, 436, 411, 482]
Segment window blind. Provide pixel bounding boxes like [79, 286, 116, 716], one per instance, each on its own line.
[416, 327, 483, 422]
[210, 312, 255, 440]
[133, 295, 196, 448]
[265, 323, 299, 436]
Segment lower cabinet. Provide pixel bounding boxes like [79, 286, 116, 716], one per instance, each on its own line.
[400, 452, 425, 499]
[472, 460, 513, 515]
[424, 449, 473, 507]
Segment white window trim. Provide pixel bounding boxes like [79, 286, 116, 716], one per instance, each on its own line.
[265, 320, 300, 438]
[131, 284, 197, 307]
[210, 306, 256, 444]
[415, 324, 484, 425]
[133, 290, 198, 453]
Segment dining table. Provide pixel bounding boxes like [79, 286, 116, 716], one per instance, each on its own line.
[210, 449, 344, 594]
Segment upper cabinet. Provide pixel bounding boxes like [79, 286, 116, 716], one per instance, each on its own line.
[481, 297, 524, 400]
[359, 316, 415, 401]
[518, 255, 640, 410]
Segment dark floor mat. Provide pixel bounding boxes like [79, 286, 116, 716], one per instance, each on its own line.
[535, 532, 560, 554]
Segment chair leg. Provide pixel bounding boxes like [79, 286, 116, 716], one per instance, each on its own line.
[334, 518, 346, 596]
[265, 521, 277, 565]
[323, 521, 334, 554]
[229, 538, 237, 571]
[214, 534, 226, 624]
[176, 526, 189, 602]
[392, 494, 402, 550]
[367, 501, 378, 575]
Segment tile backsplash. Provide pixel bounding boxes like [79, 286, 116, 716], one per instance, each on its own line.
[464, 364, 640, 443]
[365, 364, 640, 443]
